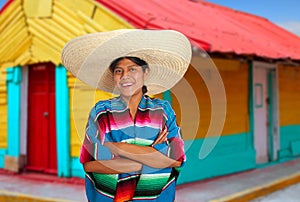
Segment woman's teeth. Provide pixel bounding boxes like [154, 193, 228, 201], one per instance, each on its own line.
[121, 83, 133, 87]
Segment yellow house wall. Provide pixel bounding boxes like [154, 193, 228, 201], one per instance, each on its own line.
[68, 76, 113, 157]
[23, 0, 52, 18]
[172, 57, 249, 140]
[218, 59, 249, 135]
[278, 64, 300, 126]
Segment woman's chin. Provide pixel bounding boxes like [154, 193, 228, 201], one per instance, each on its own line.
[119, 89, 142, 98]
[119, 89, 134, 97]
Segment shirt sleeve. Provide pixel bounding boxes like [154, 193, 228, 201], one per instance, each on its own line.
[152, 101, 186, 168]
[80, 107, 113, 164]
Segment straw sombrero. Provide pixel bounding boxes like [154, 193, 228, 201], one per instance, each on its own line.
[61, 29, 192, 95]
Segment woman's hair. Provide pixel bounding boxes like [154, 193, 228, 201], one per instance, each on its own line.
[109, 56, 149, 94]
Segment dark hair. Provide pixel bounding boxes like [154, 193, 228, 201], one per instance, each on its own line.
[109, 56, 149, 94]
[109, 56, 149, 73]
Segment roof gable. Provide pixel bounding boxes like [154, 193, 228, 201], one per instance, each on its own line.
[0, 0, 133, 69]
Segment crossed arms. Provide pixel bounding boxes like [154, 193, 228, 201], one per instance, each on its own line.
[83, 128, 182, 174]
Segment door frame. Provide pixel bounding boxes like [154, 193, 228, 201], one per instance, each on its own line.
[19, 65, 28, 171]
[20, 63, 71, 177]
[251, 61, 280, 163]
[267, 68, 280, 161]
[20, 66, 28, 157]
[55, 65, 71, 177]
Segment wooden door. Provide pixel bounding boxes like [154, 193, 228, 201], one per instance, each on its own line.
[253, 65, 269, 163]
[27, 63, 57, 174]
[252, 61, 279, 164]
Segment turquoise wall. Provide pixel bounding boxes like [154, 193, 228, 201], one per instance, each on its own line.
[0, 66, 22, 168]
[71, 157, 85, 178]
[278, 125, 300, 159]
[6, 67, 22, 158]
[70, 132, 257, 183]
[0, 150, 6, 168]
[178, 133, 256, 184]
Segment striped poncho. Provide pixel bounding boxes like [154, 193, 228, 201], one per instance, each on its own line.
[80, 95, 186, 202]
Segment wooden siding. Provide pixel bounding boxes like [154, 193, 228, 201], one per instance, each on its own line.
[172, 58, 249, 140]
[23, 0, 52, 18]
[278, 64, 300, 126]
[0, 0, 133, 68]
[0, 0, 31, 68]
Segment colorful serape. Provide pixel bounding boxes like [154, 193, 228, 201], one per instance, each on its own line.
[80, 95, 186, 202]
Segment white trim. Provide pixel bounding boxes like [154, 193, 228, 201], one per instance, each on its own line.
[270, 67, 280, 161]
[20, 66, 28, 155]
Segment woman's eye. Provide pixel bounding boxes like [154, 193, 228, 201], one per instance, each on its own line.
[130, 67, 136, 72]
[114, 69, 122, 74]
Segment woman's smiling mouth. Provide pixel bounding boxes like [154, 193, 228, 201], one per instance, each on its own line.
[121, 82, 134, 87]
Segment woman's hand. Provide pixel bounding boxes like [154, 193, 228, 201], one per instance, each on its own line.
[151, 127, 168, 147]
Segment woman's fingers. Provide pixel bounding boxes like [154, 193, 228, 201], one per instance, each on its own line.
[158, 130, 168, 142]
[152, 127, 168, 146]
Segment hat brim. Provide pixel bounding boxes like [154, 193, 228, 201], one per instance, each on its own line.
[61, 29, 192, 95]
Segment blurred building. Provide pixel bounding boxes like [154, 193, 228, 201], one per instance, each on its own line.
[0, 0, 300, 184]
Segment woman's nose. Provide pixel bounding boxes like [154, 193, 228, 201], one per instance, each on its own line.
[120, 70, 130, 79]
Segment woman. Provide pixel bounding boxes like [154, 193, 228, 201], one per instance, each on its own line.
[61, 29, 192, 202]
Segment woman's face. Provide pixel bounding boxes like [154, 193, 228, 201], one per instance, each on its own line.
[113, 58, 149, 98]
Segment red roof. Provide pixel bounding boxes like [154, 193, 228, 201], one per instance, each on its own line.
[97, 0, 300, 60]
[0, 0, 13, 14]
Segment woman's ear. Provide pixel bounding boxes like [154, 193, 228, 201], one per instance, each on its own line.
[144, 68, 149, 80]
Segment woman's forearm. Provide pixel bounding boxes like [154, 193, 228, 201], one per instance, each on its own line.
[83, 158, 142, 174]
[105, 142, 181, 169]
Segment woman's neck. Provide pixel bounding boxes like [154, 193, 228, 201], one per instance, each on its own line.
[121, 91, 143, 118]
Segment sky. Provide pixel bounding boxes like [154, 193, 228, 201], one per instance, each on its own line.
[0, 0, 299, 36]
[206, 0, 300, 36]
[0, 0, 5, 10]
